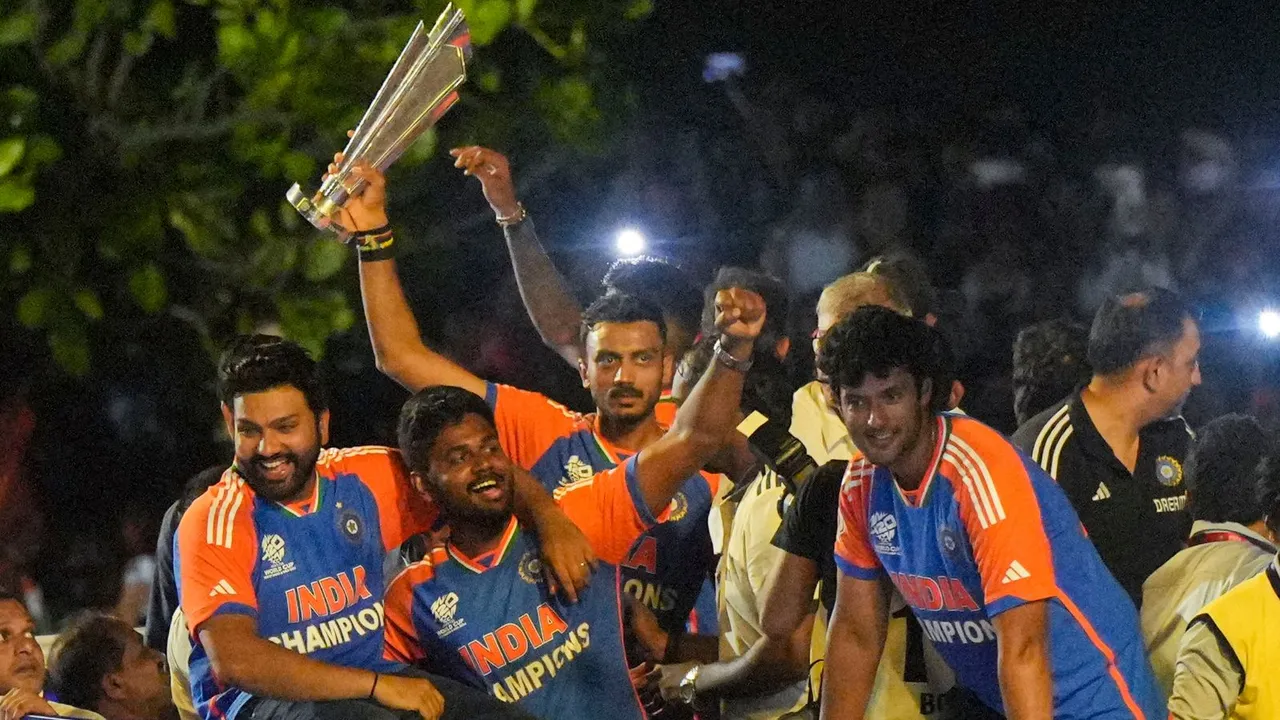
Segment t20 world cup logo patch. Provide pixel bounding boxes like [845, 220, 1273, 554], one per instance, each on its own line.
[869, 512, 901, 556]
[431, 592, 467, 638]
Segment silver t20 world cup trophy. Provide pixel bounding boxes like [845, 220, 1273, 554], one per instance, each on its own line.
[286, 5, 471, 238]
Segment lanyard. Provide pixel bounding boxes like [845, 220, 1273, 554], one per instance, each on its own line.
[1188, 530, 1273, 552]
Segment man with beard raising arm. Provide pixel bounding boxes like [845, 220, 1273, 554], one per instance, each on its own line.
[381, 287, 764, 717]
[339, 159, 721, 656]
[176, 336, 592, 720]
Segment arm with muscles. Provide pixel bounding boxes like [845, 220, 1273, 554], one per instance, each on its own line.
[631, 287, 767, 517]
[452, 146, 584, 368]
[176, 501, 445, 719]
[1167, 616, 1242, 720]
[820, 574, 891, 720]
[329, 159, 487, 396]
[991, 601, 1054, 720]
[661, 552, 819, 703]
[198, 614, 443, 718]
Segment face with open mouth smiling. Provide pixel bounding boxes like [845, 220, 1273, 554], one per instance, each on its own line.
[415, 412, 516, 527]
[223, 385, 328, 504]
[835, 367, 934, 470]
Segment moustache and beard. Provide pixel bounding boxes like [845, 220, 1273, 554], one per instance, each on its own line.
[237, 444, 322, 503]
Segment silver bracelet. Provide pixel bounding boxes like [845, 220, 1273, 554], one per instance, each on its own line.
[713, 338, 753, 372]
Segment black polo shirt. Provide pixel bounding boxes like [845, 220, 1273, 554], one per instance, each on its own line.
[1012, 392, 1193, 604]
[771, 460, 843, 614]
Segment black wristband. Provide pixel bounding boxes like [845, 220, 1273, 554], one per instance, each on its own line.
[356, 231, 396, 261]
[353, 224, 392, 238]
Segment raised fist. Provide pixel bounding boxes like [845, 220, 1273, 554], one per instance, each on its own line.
[713, 287, 767, 358]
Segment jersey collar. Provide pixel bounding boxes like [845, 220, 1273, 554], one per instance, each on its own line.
[448, 516, 521, 574]
[229, 465, 324, 517]
[892, 414, 950, 508]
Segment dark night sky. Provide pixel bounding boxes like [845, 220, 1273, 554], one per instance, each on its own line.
[635, 1, 1280, 132]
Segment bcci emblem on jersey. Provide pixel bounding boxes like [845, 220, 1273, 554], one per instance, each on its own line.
[1155, 455, 1183, 487]
[518, 552, 544, 584]
[261, 534, 297, 579]
[938, 525, 963, 558]
[338, 509, 364, 544]
[666, 493, 689, 522]
[431, 591, 468, 638]
[869, 512, 902, 556]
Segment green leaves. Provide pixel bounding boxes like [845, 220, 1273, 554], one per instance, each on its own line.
[301, 238, 347, 282]
[0, 137, 28, 177]
[0, 11, 37, 46]
[1, 0, 649, 377]
[128, 263, 168, 313]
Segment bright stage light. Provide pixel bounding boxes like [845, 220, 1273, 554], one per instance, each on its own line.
[1260, 310, 1280, 339]
[616, 228, 646, 257]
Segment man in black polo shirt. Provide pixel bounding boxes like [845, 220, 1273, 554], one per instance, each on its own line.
[1012, 288, 1201, 604]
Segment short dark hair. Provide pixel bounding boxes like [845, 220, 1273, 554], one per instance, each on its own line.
[579, 291, 667, 347]
[1257, 446, 1280, 536]
[1012, 319, 1091, 425]
[1087, 288, 1196, 376]
[602, 257, 702, 338]
[47, 613, 133, 712]
[817, 306, 954, 413]
[862, 252, 937, 319]
[1187, 415, 1269, 525]
[398, 386, 497, 474]
[217, 335, 328, 414]
[700, 267, 790, 350]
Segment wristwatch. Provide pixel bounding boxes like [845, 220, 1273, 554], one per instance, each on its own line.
[713, 338, 753, 373]
[678, 665, 701, 705]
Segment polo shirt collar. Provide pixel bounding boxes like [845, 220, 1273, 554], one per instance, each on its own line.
[1067, 392, 1126, 469]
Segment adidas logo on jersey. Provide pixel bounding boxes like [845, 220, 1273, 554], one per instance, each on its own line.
[1092, 482, 1112, 501]
[208, 579, 236, 597]
[1001, 561, 1030, 585]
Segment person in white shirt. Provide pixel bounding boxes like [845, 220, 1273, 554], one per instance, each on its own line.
[1141, 413, 1277, 698]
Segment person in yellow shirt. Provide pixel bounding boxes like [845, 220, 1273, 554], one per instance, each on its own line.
[1168, 446, 1280, 720]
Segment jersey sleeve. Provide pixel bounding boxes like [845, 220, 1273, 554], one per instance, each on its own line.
[382, 563, 433, 664]
[336, 447, 441, 551]
[176, 478, 259, 634]
[486, 383, 582, 469]
[551, 457, 663, 565]
[833, 460, 884, 580]
[946, 421, 1058, 616]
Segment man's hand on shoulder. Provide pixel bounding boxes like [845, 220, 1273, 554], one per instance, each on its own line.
[537, 510, 597, 604]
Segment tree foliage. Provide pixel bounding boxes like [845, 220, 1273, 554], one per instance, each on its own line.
[0, 0, 648, 376]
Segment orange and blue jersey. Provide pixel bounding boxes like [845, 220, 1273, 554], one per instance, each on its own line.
[485, 382, 719, 632]
[382, 457, 657, 718]
[834, 414, 1163, 719]
[176, 447, 438, 720]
